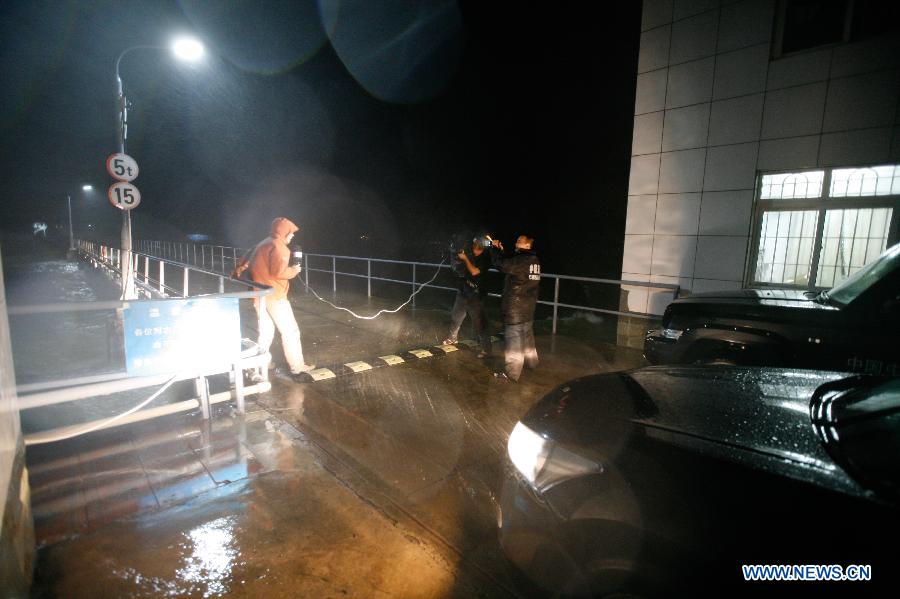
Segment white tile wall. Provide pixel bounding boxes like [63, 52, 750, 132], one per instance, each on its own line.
[674, 0, 719, 20]
[623, 235, 654, 274]
[703, 142, 758, 190]
[767, 48, 831, 90]
[655, 193, 702, 234]
[659, 148, 707, 193]
[662, 103, 711, 151]
[708, 93, 764, 146]
[625, 195, 658, 234]
[651, 234, 698, 277]
[698, 190, 753, 235]
[692, 278, 742, 294]
[713, 43, 769, 100]
[620, 272, 651, 313]
[635, 69, 669, 114]
[761, 82, 827, 139]
[717, 0, 774, 53]
[642, 0, 674, 31]
[670, 10, 719, 64]
[818, 128, 893, 167]
[633, 111, 665, 155]
[639, 26, 671, 73]
[823, 70, 900, 132]
[758, 135, 820, 170]
[666, 58, 715, 108]
[694, 235, 748, 280]
[628, 153, 662, 195]
[830, 36, 900, 79]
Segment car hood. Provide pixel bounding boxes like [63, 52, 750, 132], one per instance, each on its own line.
[671, 288, 836, 310]
[521, 366, 868, 497]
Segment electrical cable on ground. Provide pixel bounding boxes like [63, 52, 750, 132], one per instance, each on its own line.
[298, 260, 446, 320]
[27, 374, 179, 445]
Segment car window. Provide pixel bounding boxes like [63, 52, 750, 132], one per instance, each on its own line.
[826, 243, 900, 307]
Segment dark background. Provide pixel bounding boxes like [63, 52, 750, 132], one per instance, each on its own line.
[0, 0, 640, 277]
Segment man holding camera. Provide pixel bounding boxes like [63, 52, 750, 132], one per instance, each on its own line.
[443, 235, 493, 358]
[490, 235, 540, 382]
[232, 217, 314, 379]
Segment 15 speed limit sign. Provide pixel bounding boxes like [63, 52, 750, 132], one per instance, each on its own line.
[106, 153, 139, 182]
[108, 182, 141, 210]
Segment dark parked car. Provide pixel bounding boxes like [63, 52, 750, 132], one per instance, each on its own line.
[499, 366, 899, 595]
[644, 242, 900, 374]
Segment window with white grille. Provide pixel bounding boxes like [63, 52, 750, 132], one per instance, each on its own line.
[749, 165, 900, 289]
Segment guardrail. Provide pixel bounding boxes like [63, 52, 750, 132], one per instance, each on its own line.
[137, 239, 679, 333]
[7, 241, 275, 445]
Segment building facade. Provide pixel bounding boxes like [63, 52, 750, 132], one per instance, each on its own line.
[622, 0, 900, 317]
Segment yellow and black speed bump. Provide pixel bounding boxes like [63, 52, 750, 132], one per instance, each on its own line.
[286, 335, 504, 383]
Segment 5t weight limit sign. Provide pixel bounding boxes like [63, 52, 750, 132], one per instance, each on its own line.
[108, 182, 141, 210]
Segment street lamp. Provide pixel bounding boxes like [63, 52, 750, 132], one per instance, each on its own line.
[68, 184, 94, 252]
[114, 36, 204, 299]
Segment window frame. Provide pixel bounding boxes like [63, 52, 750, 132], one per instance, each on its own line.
[746, 165, 900, 290]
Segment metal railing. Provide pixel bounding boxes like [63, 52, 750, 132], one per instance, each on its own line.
[8, 241, 275, 445]
[137, 239, 679, 333]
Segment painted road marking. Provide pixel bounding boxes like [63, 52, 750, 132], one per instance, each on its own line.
[408, 349, 433, 359]
[344, 361, 373, 373]
[435, 344, 458, 353]
[378, 355, 405, 365]
[306, 368, 336, 381]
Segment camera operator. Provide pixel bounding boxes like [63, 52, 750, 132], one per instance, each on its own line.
[232, 217, 315, 380]
[489, 234, 540, 382]
[442, 235, 493, 358]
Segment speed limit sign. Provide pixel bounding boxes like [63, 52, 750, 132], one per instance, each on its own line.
[108, 182, 141, 210]
[106, 153, 139, 182]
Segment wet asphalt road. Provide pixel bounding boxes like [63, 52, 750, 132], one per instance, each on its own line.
[15, 258, 647, 596]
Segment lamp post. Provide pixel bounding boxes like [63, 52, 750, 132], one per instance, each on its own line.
[114, 37, 204, 299]
[68, 184, 94, 253]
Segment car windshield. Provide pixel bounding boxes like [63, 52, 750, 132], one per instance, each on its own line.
[824, 243, 900, 307]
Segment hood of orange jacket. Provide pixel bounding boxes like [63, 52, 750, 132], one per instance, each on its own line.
[271, 217, 299, 242]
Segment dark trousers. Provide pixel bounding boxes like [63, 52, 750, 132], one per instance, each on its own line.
[448, 293, 491, 353]
[504, 321, 538, 381]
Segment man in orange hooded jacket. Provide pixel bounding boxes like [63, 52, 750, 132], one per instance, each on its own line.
[233, 217, 314, 377]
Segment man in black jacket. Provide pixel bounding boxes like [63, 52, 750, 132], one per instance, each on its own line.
[443, 236, 492, 358]
[490, 235, 540, 381]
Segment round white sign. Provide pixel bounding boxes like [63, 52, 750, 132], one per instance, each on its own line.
[108, 182, 141, 210]
[106, 153, 139, 182]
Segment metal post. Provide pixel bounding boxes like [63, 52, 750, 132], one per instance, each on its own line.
[159, 261, 165, 294]
[196, 376, 210, 420]
[552, 277, 560, 335]
[332, 256, 337, 295]
[144, 256, 149, 283]
[232, 247, 237, 271]
[202, 245, 206, 269]
[304, 253, 309, 293]
[218, 276, 224, 294]
[367, 259, 372, 298]
[412, 263, 417, 308]
[233, 362, 245, 414]
[67, 195, 75, 251]
[183, 267, 189, 297]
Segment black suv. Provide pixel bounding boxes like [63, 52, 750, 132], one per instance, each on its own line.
[644, 242, 900, 374]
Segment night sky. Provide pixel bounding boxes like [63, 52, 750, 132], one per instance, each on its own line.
[0, 1, 640, 277]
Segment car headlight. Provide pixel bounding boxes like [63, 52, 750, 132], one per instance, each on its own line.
[507, 422, 602, 492]
[658, 327, 683, 340]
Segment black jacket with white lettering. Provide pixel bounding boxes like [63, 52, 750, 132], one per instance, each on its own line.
[491, 249, 541, 325]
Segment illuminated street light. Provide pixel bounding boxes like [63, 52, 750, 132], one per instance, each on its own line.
[82, 184, 93, 191]
[114, 35, 204, 299]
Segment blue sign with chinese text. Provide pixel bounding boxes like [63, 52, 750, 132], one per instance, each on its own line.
[123, 298, 241, 377]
